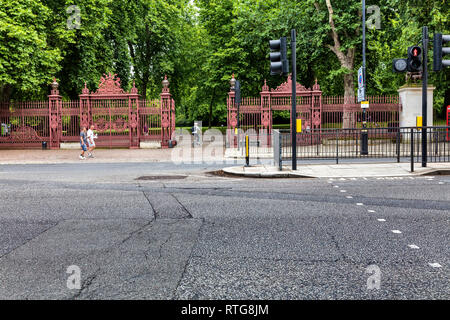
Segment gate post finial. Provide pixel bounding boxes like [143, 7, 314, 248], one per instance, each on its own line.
[50, 77, 59, 96]
[162, 75, 170, 93]
[230, 74, 236, 91]
[313, 78, 321, 91]
[82, 82, 89, 95]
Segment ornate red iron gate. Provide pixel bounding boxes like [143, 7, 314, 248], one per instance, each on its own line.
[0, 74, 175, 149]
[227, 75, 401, 147]
[227, 75, 322, 146]
[78, 74, 140, 148]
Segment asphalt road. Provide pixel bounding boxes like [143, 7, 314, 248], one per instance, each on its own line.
[0, 162, 448, 299]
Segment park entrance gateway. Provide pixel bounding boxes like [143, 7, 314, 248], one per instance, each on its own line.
[0, 74, 175, 149]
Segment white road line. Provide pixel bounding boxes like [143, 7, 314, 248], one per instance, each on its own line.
[346, 196, 353, 199]
[377, 219, 386, 222]
[340, 190, 347, 193]
[334, 186, 339, 188]
[408, 245, 420, 249]
[391, 230, 402, 234]
[439, 182, 444, 185]
[356, 203, 364, 206]
[368, 210, 376, 213]
[428, 263, 442, 268]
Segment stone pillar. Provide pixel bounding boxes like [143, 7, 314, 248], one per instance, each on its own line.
[398, 85, 435, 127]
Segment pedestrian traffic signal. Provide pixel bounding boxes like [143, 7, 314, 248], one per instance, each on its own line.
[433, 33, 450, 72]
[407, 46, 422, 72]
[393, 58, 408, 73]
[269, 37, 288, 76]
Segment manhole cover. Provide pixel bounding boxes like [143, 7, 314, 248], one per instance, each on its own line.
[136, 175, 187, 181]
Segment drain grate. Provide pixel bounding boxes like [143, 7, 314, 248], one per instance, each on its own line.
[136, 175, 187, 181]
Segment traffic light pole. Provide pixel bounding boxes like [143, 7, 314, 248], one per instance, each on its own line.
[422, 26, 428, 167]
[361, 0, 369, 155]
[291, 29, 297, 171]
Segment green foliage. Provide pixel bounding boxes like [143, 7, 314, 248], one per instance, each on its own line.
[0, 0, 449, 121]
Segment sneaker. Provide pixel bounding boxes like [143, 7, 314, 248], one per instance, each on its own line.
[79, 155, 86, 160]
[88, 154, 94, 158]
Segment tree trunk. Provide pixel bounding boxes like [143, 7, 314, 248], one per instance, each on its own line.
[325, 0, 356, 128]
[208, 87, 216, 128]
[343, 73, 356, 128]
[0, 84, 12, 105]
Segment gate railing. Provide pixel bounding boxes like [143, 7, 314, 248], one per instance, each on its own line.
[274, 126, 450, 170]
[0, 75, 176, 149]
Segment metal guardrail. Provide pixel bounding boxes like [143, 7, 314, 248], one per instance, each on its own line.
[274, 126, 450, 170]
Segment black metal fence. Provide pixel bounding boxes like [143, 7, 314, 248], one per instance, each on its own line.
[273, 127, 450, 170]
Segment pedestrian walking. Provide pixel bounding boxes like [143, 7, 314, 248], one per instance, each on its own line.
[192, 122, 201, 147]
[87, 125, 97, 158]
[79, 126, 88, 160]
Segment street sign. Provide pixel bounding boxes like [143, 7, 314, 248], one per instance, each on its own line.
[358, 67, 365, 102]
[361, 101, 369, 109]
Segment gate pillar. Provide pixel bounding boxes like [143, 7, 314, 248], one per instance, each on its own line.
[79, 83, 91, 131]
[129, 81, 140, 149]
[48, 78, 62, 149]
[311, 79, 322, 132]
[227, 75, 237, 148]
[260, 80, 271, 147]
[160, 75, 172, 148]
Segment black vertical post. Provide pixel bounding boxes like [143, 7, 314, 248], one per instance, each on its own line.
[411, 128, 414, 172]
[361, 0, 369, 155]
[422, 26, 428, 167]
[235, 80, 241, 151]
[291, 29, 297, 170]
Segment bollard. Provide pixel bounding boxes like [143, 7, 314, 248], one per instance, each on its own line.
[42, 141, 47, 150]
[245, 135, 250, 167]
[410, 128, 414, 172]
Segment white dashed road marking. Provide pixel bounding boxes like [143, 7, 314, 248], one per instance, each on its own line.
[368, 210, 376, 213]
[356, 203, 364, 206]
[377, 219, 386, 222]
[346, 196, 353, 199]
[340, 190, 347, 193]
[408, 245, 420, 249]
[428, 263, 442, 268]
[391, 230, 402, 234]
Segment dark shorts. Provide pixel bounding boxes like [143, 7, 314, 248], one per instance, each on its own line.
[81, 144, 87, 151]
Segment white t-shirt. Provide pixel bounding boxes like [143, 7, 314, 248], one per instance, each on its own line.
[87, 129, 96, 145]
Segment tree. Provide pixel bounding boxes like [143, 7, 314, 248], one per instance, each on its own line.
[0, 0, 68, 101]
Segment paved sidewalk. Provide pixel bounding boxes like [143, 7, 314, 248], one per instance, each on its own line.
[223, 162, 450, 178]
[0, 149, 174, 165]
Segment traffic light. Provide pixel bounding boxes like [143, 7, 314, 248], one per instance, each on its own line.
[407, 46, 422, 72]
[234, 80, 241, 105]
[393, 59, 408, 73]
[269, 37, 288, 76]
[433, 33, 450, 71]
